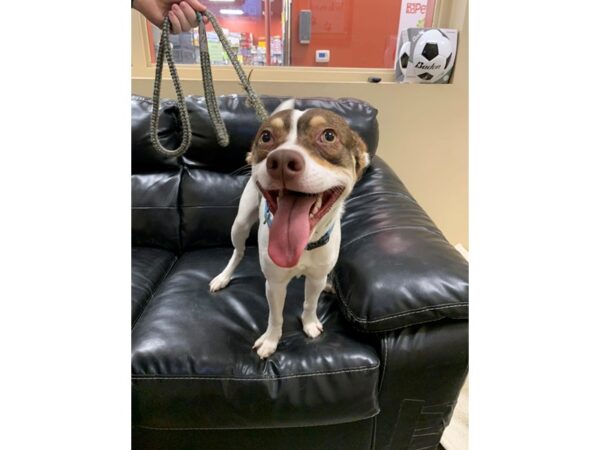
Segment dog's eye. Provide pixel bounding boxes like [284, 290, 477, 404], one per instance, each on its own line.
[322, 129, 336, 143]
[260, 130, 272, 143]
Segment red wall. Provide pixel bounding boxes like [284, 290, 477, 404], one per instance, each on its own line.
[291, 0, 403, 68]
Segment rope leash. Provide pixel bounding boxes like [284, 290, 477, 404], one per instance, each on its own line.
[150, 17, 191, 157]
[150, 10, 269, 157]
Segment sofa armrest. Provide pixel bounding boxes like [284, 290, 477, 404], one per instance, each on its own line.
[333, 156, 468, 333]
[373, 321, 468, 449]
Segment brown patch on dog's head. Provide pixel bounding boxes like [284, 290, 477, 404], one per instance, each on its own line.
[297, 109, 369, 180]
[271, 117, 285, 129]
[309, 115, 327, 128]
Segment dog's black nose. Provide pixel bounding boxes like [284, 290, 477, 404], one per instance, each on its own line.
[266, 150, 305, 181]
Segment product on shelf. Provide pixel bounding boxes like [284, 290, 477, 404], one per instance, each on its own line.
[256, 36, 267, 65]
[228, 32, 242, 64]
[271, 35, 283, 65]
[240, 32, 254, 65]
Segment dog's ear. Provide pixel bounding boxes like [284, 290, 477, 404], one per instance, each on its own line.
[271, 98, 295, 116]
[352, 131, 370, 180]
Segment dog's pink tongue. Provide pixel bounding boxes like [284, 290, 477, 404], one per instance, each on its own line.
[268, 193, 314, 268]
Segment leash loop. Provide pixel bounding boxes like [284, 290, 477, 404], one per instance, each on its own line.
[150, 17, 192, 158]
[150, 10, 269, 157]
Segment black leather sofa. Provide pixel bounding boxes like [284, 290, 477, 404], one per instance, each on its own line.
[131, 94, 468, 450]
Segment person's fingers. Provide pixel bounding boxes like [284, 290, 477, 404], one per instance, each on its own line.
[179, 1, 199, 28]
[171, 3, 193, 32]
[181, 0, 208, 24]
[168, 11, 182, 34]
[184, 0, 207, 13]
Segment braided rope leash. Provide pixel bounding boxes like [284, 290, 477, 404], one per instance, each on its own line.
[198, 10, 269, 147]
[150, 17, 192, 157]
[150, 10, 269, 157]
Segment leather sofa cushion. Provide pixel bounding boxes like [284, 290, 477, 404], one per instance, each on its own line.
[334, 157, 469, 332]
[132, 171, 182, 252]
[180, 171, 258, 249]
[132, 247, 177, 326]
[132, 247, 380, 429]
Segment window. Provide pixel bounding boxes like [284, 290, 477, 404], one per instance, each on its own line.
[145, 0, 437, 69]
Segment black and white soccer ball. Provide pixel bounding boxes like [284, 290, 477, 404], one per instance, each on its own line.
[412, 29, 453, 83]
[397, 41, 411, 75]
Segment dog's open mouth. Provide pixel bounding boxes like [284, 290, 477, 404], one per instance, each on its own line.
[257, 183, 344, 268]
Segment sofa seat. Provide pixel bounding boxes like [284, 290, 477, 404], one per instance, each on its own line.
[132, 247, 380, 430]
[132, 247, 178, 326]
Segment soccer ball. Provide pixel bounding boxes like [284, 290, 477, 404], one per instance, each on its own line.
[412, 29, 453, 83]
[397, 41, 411, 76]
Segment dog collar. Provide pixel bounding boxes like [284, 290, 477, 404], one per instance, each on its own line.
[263, 202, 334, 251]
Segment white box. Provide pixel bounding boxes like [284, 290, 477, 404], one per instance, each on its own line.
[315, 49, 330, 63]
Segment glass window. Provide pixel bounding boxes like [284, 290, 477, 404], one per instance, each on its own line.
[146, 0, 436, 69]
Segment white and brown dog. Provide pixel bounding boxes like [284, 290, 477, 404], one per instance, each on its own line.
[209, 99, 369, 358]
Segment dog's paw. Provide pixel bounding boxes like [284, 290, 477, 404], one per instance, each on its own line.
[302, 319, 324, 339]
[209, 272, 231, 292]
[252, 332, 280, 359]
[255, 340, 279, 359]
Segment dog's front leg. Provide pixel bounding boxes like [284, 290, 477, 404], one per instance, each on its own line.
[253, 280, 287, 359]
[302, 275, 327, 338]
[209, 180, 259, 292]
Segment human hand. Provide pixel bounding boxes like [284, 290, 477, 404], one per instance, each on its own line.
[132, 0, 208, 33]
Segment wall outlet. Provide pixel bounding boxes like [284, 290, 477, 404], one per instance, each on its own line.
[315, 50, 330, 63]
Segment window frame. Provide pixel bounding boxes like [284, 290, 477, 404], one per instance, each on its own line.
[131, 0, 458, 85]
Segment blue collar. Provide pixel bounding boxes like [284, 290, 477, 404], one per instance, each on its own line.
[263, 201, 334, 251]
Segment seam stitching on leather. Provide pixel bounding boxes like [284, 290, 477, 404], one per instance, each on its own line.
[337, 295, 469, 323]
[366, 316, 468, 334]
[132, 363, 379, 381]
[180, 205, 238, 209]
[132, 206, 177, 209]
[176, 165, 184, 253]
[378, 337, 388, 394]
[134, 411, 381, 431]
[370, 415, 378, 450]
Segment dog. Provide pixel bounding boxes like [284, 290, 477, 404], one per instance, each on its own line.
[209, 99, 370, 358]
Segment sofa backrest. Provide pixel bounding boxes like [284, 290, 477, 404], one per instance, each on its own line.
[180, 96, 379, 173]
[131, 95, 379, 252]
[131, 96, 182, 252]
